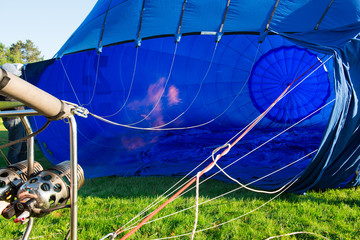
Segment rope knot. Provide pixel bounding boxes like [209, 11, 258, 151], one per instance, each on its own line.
[211, 143, 231, 164]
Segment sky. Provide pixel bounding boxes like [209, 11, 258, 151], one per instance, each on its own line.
[1, 0, 98, 59]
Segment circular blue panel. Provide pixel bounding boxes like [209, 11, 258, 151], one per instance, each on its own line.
[248, 46, 330, 124]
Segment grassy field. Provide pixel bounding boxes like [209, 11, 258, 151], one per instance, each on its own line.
[0, 129, 359, 239]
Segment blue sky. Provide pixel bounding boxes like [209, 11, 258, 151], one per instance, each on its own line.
[1, 0, 97, 59]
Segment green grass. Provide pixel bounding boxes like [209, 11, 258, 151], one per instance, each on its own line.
[0, 129, 359, 239]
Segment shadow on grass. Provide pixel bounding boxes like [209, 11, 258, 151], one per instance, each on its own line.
[284, 187, 360, 207]
[78, 174, 295, 202]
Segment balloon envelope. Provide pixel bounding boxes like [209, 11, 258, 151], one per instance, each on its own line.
[27, 34, 334, 189]
[24, 0, 360, 191]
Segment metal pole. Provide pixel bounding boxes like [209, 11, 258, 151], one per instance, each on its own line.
[21, 218, 34, 240]
[21, 117, 34, 176]
[20, 116, 34, 240]
[0, 109, 42, 117]
[68, 115, 78, 240]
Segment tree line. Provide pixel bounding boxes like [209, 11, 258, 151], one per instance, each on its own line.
[0, 40, 43, 65]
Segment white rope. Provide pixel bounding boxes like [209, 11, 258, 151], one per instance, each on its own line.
[127, 43, 178, 126]
[265, 231, 330, 240]
[200, 99, 335, 189]
[90, 111, 257, 131]
[120, 150, 316, 233]
[214, 162, 293, 194]
[89, 97, 334, 237]
[59, 58, 81, 105]
[152, 41, 261, 130]
[88, 54, 331, 132]
[190, 172, 200, 240]
[152, 178, 298, 240]
[151, 90, 333, 238]
[277, 50, 308, 121]
[119, 129, 246, 228]
[99, 232, 116, 240]
[135, 95, 334, 227]
[189, 144, 230, 240]
[118, 156, 212, 229]
[89, 112, 221, 131]
[97, 47, 332, 239]
[169, 99, 335, 205]
[281, 55, 333, 100]
[112, 98, 334, 232]
[83, 52, 101, 106]
[118, 139, 244, 230]
[101, 47, 139, 118]
[119, 145, 232, 229]
[90, 42, 262, 132]
[119, 121, 256, 229]
[152, 42, 219, 129]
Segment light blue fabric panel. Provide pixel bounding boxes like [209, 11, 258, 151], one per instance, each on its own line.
[270, 0, 330, 33]
[224, 0, 276, 32]
[140, 0, 183, 39]
[180, 0, 226, 33]
[55, 0, 360, 55]
[320, 0, 360, 30]
[101, 0, 143, 46]
[56, 13, 104, 56]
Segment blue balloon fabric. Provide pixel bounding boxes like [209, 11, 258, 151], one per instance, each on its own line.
[26, 34, 334, 190]
[24, 0, 360, 193]
[249, 46, 331, 124]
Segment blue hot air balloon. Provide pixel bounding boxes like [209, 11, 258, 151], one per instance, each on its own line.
[24, 0, 360, 193]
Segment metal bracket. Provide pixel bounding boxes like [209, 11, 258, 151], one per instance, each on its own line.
[72, 106, 89, 118]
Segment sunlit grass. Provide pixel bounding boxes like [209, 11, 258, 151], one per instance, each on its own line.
[0, 129, 359, 239]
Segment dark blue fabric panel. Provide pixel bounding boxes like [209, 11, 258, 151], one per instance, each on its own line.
[28, 34, 336, 190]
[279, 28, 360, 192]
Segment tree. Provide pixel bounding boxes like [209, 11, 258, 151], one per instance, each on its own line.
[9, 40, 43, 63]
[0, 40, 43, 65]
[0, 43, 7, 65]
